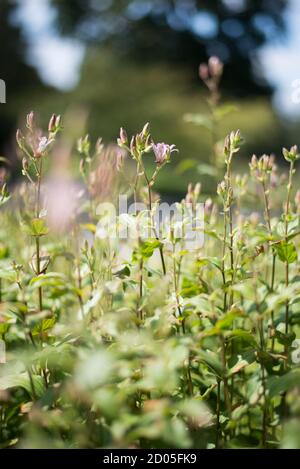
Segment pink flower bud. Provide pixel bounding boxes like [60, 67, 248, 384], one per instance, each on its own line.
[142, 122, 150, 137]
[26, 111, 35, 130]
[208, 56, 223, 78]
[119, 127, 128, 145]
[95, 137, 103, 154]
[199, 63, 209, 81]
[48, 114, 57, 133]
[295, 189, 300, 207]
[16, 129, 24, 147]
[22, 158, 29, 171]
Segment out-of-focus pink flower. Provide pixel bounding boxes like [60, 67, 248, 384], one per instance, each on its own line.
[295, 189, 300, 208]
[208, 56, 223, 78]
[44, 178, 80, 233]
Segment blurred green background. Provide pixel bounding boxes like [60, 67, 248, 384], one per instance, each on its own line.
[1, 0, 300, 197]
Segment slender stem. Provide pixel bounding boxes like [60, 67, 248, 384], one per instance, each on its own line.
[258, 317, 268, 447]
[133, 162, 140, 209]
[220, 335, 231, 417]
[27, 368, 37, 401]
[35, 236, 43, 311]
[229, 205, 234, 306]
[75, 227, 85, 320]
[141, 160, 166, 275]
[262, 180, 277, 351]
[221, 210, 228, 312]
[35, 158, 43, 312]
[216, 379, 221, 448]
[138, 257, 143, 322]
[284, 161, 294, 341]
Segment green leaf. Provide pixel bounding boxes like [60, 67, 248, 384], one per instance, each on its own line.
[216, 310, 243, 330]
[0, 323, 9, 337]
[175, 159, 197, 174]
[0, 244, 9, 260]
[30, 272, 68, 288]
[22, 218, 49, 237]
[197, 164, 219, 178]
[274, 241, 297, 264]
[227, 329, 257, 348]
[112, 264, 131, 278]
[274, 330, 296, 347]
[0, 372, 45, 398]
[133, 239, 162, 262]
[268, 369, 300, 398]
[181, 277, 204, 298]
[0, 268, 16, 282]
[227, 353, 254, 377]
[213, 104, 238, 120]
[183, 113, 213, 130]
[197, 350, 225, 378]
[31, 316, 56, 336]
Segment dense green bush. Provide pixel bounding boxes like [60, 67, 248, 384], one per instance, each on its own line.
[0, 61, 300, 449]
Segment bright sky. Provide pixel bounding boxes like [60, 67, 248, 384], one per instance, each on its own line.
[14, 0, 300, 118]
[14, 0, 85, 90]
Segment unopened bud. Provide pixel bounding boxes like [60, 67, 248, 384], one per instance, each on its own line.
[199, 63, 209, 81]
[142, 122, 150, 138]
[48, 114, 61, 134]
[144, 134, 152, 152]
[119, 127, 128, 146]
[22, 158, 29, 172]
[16, 129, 24, 148]
[208, 56, 223, 78]
[95, 137, 103, 154]
[251, 154, 257, 168]
[48, 114, 57, 133]
[283, 145, 300, 162]
[194, 182, 201, 197]
[217, 181, 227, 199]
[77, 134, 90, 156]
[26, 111, 35, 130]
[130, 135, 139, 159]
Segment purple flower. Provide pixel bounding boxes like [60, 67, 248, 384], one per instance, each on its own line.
[152, 143, 178, 166]
[31, 136, 54, 158]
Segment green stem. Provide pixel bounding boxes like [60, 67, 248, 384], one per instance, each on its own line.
[35, 158, 43, 312]
[216, 379, 221, 448]
[35, 236, 43, 311]
[141, 160, 166, 275]
[284, 161, 294, 344]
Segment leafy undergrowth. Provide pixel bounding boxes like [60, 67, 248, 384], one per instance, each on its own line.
[1, 67, 300, 449]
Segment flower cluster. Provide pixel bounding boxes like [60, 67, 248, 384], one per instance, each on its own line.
[17, 112, 61, 161]
[118, 123, 178, 168]
[199, 56, 224, 91]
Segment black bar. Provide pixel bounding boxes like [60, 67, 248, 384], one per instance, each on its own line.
[0, 448, 293, 467]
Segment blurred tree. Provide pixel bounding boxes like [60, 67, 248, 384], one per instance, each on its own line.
[51, 0, 288, 96]
[0, 0, 44, 155]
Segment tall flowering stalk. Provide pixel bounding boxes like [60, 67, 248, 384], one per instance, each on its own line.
[250, 154, 278, 350]
[218, 130, 242, 310]
[118, 123, 178, 276]
[199, 57, 224, 165]
[17, 112, 61, 312]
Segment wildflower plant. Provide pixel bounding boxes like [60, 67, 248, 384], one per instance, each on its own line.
[1, 90, 300, 450]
